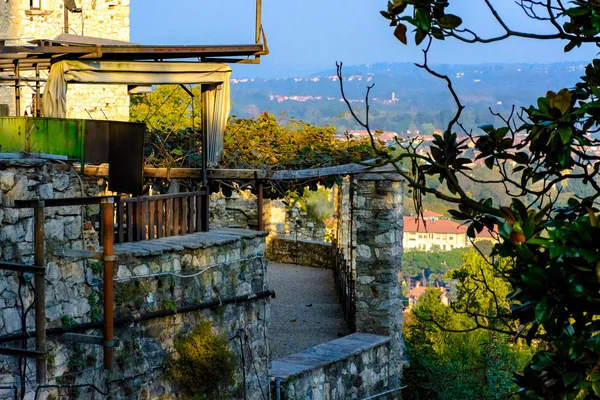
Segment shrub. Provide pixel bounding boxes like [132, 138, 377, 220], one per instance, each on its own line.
[169, 321, 237, 399]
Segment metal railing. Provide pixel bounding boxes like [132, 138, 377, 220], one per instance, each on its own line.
[100, 189, 209, 244]
[0, 196, 119, 384]
[332, 240, 356, 332]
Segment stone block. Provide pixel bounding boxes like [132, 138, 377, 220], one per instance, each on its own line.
[3, 307, 21, 334]
[3, 208, 19, 224]
[64, 216, 82, 240]
[0, 171, 15, 191]
[62, 299, 90, 318]
[0, 225, 19, 243]
[46, 304, 62, 321]
[38, 183, 53, 199]
[62, 262, 85, 284]
[133, 264, 150, 276]
[117, 265, 132, 278]
[45, 218, 65, 241]
[356, 245, 372, 259]
[52, 174, 70, 192]
[46, 262, 62, 281]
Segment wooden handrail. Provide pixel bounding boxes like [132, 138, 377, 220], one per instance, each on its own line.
[104, 190, 209, 243]
[118, 190, 207, 203]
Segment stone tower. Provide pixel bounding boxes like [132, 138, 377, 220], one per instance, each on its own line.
[0, 0, 130, 120]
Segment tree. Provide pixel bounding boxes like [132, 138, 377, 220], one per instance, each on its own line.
[420, 122, 436, 135]
[404, 251, 533, 400]
[130, 85, 201, 133]
[403, 247, 469, 285]
[338, 1, 600, 397]
[131, 85, 203, 170]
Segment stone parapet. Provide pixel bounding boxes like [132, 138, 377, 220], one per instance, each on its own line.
[266, 237, 332, 268]
[270, 333, 400, 399]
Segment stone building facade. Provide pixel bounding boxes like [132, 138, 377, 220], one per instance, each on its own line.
[0, 0, 130, 120]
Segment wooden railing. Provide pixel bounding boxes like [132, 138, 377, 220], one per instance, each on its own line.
[100, 189, 209, 244]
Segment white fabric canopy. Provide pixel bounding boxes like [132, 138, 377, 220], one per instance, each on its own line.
[42, 60, 232, 163]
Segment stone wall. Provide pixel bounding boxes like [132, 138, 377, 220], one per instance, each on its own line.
[209, 188, 328, 241]
[352, 173, 405, 391]
[266, 237, 332, 268]
[0, 159, 97, 265]
[0, 0, 130, 120]
[0, 159, 271, 400]
[270, 333, 398, 400]
[210, 189, 260, 229]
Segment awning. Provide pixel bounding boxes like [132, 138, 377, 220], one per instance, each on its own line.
[42, 60, 231, 163]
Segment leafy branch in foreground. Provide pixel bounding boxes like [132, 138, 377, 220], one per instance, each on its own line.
[339, 1, 600, 397]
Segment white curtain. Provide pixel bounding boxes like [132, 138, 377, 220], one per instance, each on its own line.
[42, 60, 231, 164]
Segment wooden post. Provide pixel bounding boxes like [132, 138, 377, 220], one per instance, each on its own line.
[35, 64, 41, 117]
[101, 199, 114, 369]
[14, 62, 20, 117]
[200, 85, 213, 232]
[63, 4, 69, 34]
[255, 0, 262, 44]
[200, 187, 209, 232]
[257, 181, 264, 231]
[33, 201, 46, 384]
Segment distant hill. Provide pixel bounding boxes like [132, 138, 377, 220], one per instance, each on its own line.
[230, 62, 587, 134]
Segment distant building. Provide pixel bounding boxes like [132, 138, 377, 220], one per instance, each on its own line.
[407, 281, 427, 308]
[343, 130, 398, 143]
[403, 215, 468, 251]
[406, 282, 450, 308]
[403, 211, 496, 250]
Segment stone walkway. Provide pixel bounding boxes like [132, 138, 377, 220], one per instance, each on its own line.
[268, 261, 349, 360]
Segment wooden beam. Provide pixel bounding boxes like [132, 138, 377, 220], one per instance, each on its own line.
[83, 163, 396, 182]
[271, 163, 396, 180]
[83, 165, 269, 180]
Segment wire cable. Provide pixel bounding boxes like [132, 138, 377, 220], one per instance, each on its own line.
[113, 253, 264, 282]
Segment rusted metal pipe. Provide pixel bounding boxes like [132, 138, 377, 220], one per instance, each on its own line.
[0, 290, 275, 344]
[33, 201, 46, 384]
[101, 199, 115, 369]
[257, 181, 264, 231]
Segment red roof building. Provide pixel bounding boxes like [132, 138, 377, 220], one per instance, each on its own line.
[403, 216, 468, 251]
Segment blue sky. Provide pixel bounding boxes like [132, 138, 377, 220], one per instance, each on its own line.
[131, 0, 597, 78]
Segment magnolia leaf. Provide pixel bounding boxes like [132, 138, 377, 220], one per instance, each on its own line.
[511, 231, 527, 245]
[535, 300, 553, 324]
[550, 88, 572, 115]
[438, 14, 462, 29]
[415, 28, 426, 46]
[593, 382, 600, 397]
[500, 206, 517, 227]
[537, 97, 551, 117]
[394, 23, 408, 45]
[586, 207, 597, 227]
[564, 40, 578, 52]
